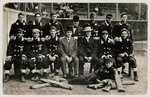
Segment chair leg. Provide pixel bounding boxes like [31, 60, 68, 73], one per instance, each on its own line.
[89, 64, 93, 73]
[128, 65, 132, 77]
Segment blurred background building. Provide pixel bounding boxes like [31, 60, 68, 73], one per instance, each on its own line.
[4, 3, 147, 20]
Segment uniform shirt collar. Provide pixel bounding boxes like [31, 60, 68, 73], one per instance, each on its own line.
[105, 21, 110, 26]
[33, 37, 40, 41]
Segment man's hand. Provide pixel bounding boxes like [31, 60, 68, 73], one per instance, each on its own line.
[6, 56, 12, 62]
[107, 55, 112, 58]
[118, 53, 125, 57]
[31, 57, 36, 62]
[65, 56, 72, 63]
[101, 55, 106, 59]
[10, 36, 16, 40]
[22, 55, 27, 64]
[124, 52, 128, 57]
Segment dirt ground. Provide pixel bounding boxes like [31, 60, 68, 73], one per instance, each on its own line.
[3, 41, 148, 95]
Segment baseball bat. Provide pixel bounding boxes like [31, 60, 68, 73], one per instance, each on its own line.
[30, 83, 50, 89]
[122, 81, 135, 85]
[41, 78, 73, 90]
[114, 69, 126, 92]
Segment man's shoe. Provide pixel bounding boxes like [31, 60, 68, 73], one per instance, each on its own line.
[4, 75, 9, 82]
[134, 71, 139, 81]
[21, 75, 26, 82]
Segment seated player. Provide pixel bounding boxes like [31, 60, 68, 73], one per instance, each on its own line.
[97, 30, 116, 69]
[3, 28, 28, 82]
[59, 26, 79, 78]
[115, 28, 138, 81]
[43, 26, 61, 78]
[27, 28, 47, 81]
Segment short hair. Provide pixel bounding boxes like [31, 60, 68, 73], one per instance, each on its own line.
[50, 11, 57, 16]
[49, 26, 57, 31]
[121, 28, 128, 33]
[106, 14, 113, 18]
[90, 12, 96, 18]
[18, 12, 25, 16]
[35, 13, 41, 17]
[121, 12, 128, 17]
[16, 28, 24, 33]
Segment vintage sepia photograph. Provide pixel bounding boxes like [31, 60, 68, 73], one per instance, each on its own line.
[2, 1, 148, 95]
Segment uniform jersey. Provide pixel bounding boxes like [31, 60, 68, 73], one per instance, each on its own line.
[7, 37, 27, 58]
[99, 21, 113, 38]
[42, 20, 64, 37]
[45, 36, 59, 56]
[115, 37, 133, 56]
[26, 38, 47, 59]
[89, 21, 100, 37]
[112, 22, 132, 40]
[9, 20, 27, 37]
[26, 21, 43, 37]
[98, 38, 115, 58]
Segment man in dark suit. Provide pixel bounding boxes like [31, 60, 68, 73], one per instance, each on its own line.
[114, 28, 138, 81]
[78, 24, 99, 75]
[4, 28, 28, 82]
[26, 13, 43, 38]
[71, 15, 83, 38]
[9, 12, 27, 39]
[99, 14, 113, 38]
[59, 26, 79, 78]
[42, 12, 64, 37]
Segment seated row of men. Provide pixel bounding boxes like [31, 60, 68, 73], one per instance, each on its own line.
[3, 24, 139, 83]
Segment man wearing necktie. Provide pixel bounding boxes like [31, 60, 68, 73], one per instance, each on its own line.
[72, 15, 83, 38]
[78, 24, 99, 75]
[59, 26, 79, 78]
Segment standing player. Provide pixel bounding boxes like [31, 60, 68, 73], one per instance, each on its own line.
[26, 13, 43, 38]
[88, 12, 100, 37]
[112, 12, 132, 40]
[99, 14, 113, 38]
[42, 12, 64, 37]
[9, 12, 27, 39]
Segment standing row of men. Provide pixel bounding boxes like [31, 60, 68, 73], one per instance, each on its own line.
[3, 11, 138, 83]
[9, 12, 132, 40]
